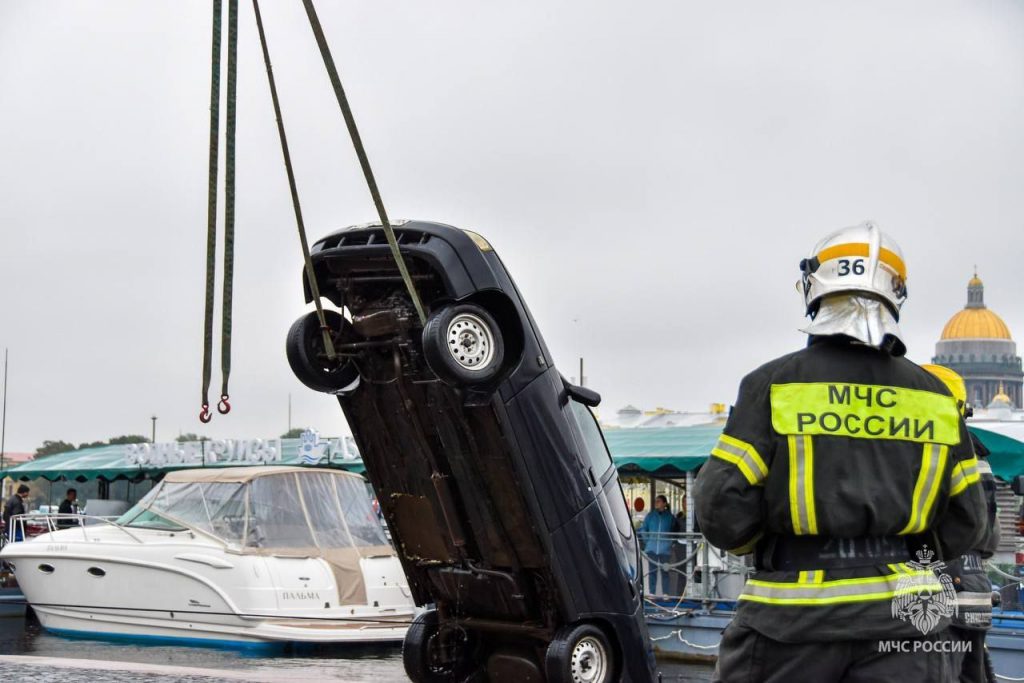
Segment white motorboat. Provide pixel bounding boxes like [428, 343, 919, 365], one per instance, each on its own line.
[0, 466, 415, 645]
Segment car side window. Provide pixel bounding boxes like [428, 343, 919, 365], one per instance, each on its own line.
[569, 400, 614, 476]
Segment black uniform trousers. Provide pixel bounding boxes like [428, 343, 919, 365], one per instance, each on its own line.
[713, 622, 953, 683]
[949, 627, 992, 683]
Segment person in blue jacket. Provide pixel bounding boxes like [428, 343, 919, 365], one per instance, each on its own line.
[640, 494, 678, 597]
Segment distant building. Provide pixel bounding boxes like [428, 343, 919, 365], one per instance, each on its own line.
[603, 404, 727, 430]
[932, 273, 1023, 409]
[0, 452, 33, 466]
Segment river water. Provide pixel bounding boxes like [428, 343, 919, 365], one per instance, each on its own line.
[0, 612, 714, 682]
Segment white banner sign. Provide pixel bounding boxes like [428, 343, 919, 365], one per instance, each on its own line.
[126, 439, 282, 467]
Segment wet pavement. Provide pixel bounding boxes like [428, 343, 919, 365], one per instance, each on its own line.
[0, 612, 714, 682]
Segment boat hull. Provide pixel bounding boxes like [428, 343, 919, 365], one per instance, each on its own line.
[32, 604, 408, 645]
[3, 528, 413, 646]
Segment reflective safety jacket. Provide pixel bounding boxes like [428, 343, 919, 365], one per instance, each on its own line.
[948, 434, 1000, 631]
[694, 337, 989, 642]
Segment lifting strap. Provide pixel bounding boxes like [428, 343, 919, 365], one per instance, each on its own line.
[252, 0, 337, 361]
[299, 0, 428, 326]
[200, 0, 238, 423]
[219, 0, 238, 415]
[200, 0, 223, 424]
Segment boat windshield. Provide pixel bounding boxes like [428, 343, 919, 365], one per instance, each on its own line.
[116, 470, 388, 551]
[117, 507, 186, 531]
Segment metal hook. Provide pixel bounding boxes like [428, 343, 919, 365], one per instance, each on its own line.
[217, 395, 231, 415]
[199, 404, 213, 423]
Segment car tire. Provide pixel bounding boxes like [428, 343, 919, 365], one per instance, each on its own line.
[285, 310, 361, 394]
[422, 303, 505, 386]
[544, 623, 615, 683]
[402, 609, 476, 683]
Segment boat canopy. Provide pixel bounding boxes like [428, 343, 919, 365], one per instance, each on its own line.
[116, 467, 392, 606]
[117, 466, 389, 551]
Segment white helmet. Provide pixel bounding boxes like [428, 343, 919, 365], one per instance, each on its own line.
[799, 221, 908, 318]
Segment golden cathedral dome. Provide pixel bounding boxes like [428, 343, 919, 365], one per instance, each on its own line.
[941, 309, 1013, 340]
[940, 273, 1013, 341]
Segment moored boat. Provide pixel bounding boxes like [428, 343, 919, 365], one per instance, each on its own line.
[0, 466, 414, 645]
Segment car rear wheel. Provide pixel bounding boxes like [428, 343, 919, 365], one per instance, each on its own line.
[402, 609, 477, 683]
[285, 310, 361, 394]
[422, 303, 505, 386]
[545, 623, 615, 683]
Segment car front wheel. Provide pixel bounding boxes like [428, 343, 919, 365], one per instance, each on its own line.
[285, 310, 360, 394]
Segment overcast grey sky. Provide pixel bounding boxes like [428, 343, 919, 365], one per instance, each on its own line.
[1, 1, 1022, 453]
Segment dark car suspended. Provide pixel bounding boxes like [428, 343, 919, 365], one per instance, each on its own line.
[286, 220, 655, 682]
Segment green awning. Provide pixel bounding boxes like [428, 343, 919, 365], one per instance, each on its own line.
[969, 427, 1024, 482]
[4, 423, 1023, 483]
[604, 424, 724, 476]
[0, 438, 365, 482]
[605, 423, 1024, 480]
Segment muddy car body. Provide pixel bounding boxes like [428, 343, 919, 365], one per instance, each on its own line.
[287, 220, 654, 682]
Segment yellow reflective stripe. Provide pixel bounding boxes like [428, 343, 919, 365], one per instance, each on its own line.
[950, 457, 981, 496]
[804, 437, 818, 534]
[919, 445, 948, 528]
[975, 458, 992, 475]
[900, 444, 948, 535]
[740, 566, 941, 606]
[711, 434, 768, 486]
[729, 531, 763, 556]
[788, 435, 817, 535]
[770, 382, 961, 445]
[816, 243, 907, 280]
[798, 570, 824, 584]
[788, 436, 802, 534]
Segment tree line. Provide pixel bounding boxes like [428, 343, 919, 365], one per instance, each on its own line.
[33, 433, 206, 459]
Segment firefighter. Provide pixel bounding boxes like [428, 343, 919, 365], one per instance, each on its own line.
[695, 221, 989, 682]
[923, 364, 1000, 683]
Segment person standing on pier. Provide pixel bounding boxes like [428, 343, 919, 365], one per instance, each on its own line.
[2, 485, 30, 542]
[695, 222, 988, 682]
[57, 488, 80, 529]
[640, 494, 678, 598]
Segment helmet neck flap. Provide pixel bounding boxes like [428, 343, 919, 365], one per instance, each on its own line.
[802, 293, 907, 356]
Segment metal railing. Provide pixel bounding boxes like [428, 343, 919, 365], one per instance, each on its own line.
[638, 531, 754, 608]
[5, 513, 144, 546]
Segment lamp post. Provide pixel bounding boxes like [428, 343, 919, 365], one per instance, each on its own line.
[151, 415, 157, 444]
[1, 348, 7, 479]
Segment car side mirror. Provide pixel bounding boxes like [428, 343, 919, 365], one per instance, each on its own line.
[1012, 475, 1024, 496]
[562, 376, 601, 408]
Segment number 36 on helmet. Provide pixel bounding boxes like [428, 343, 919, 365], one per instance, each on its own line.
[798, 220, 908, 319]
